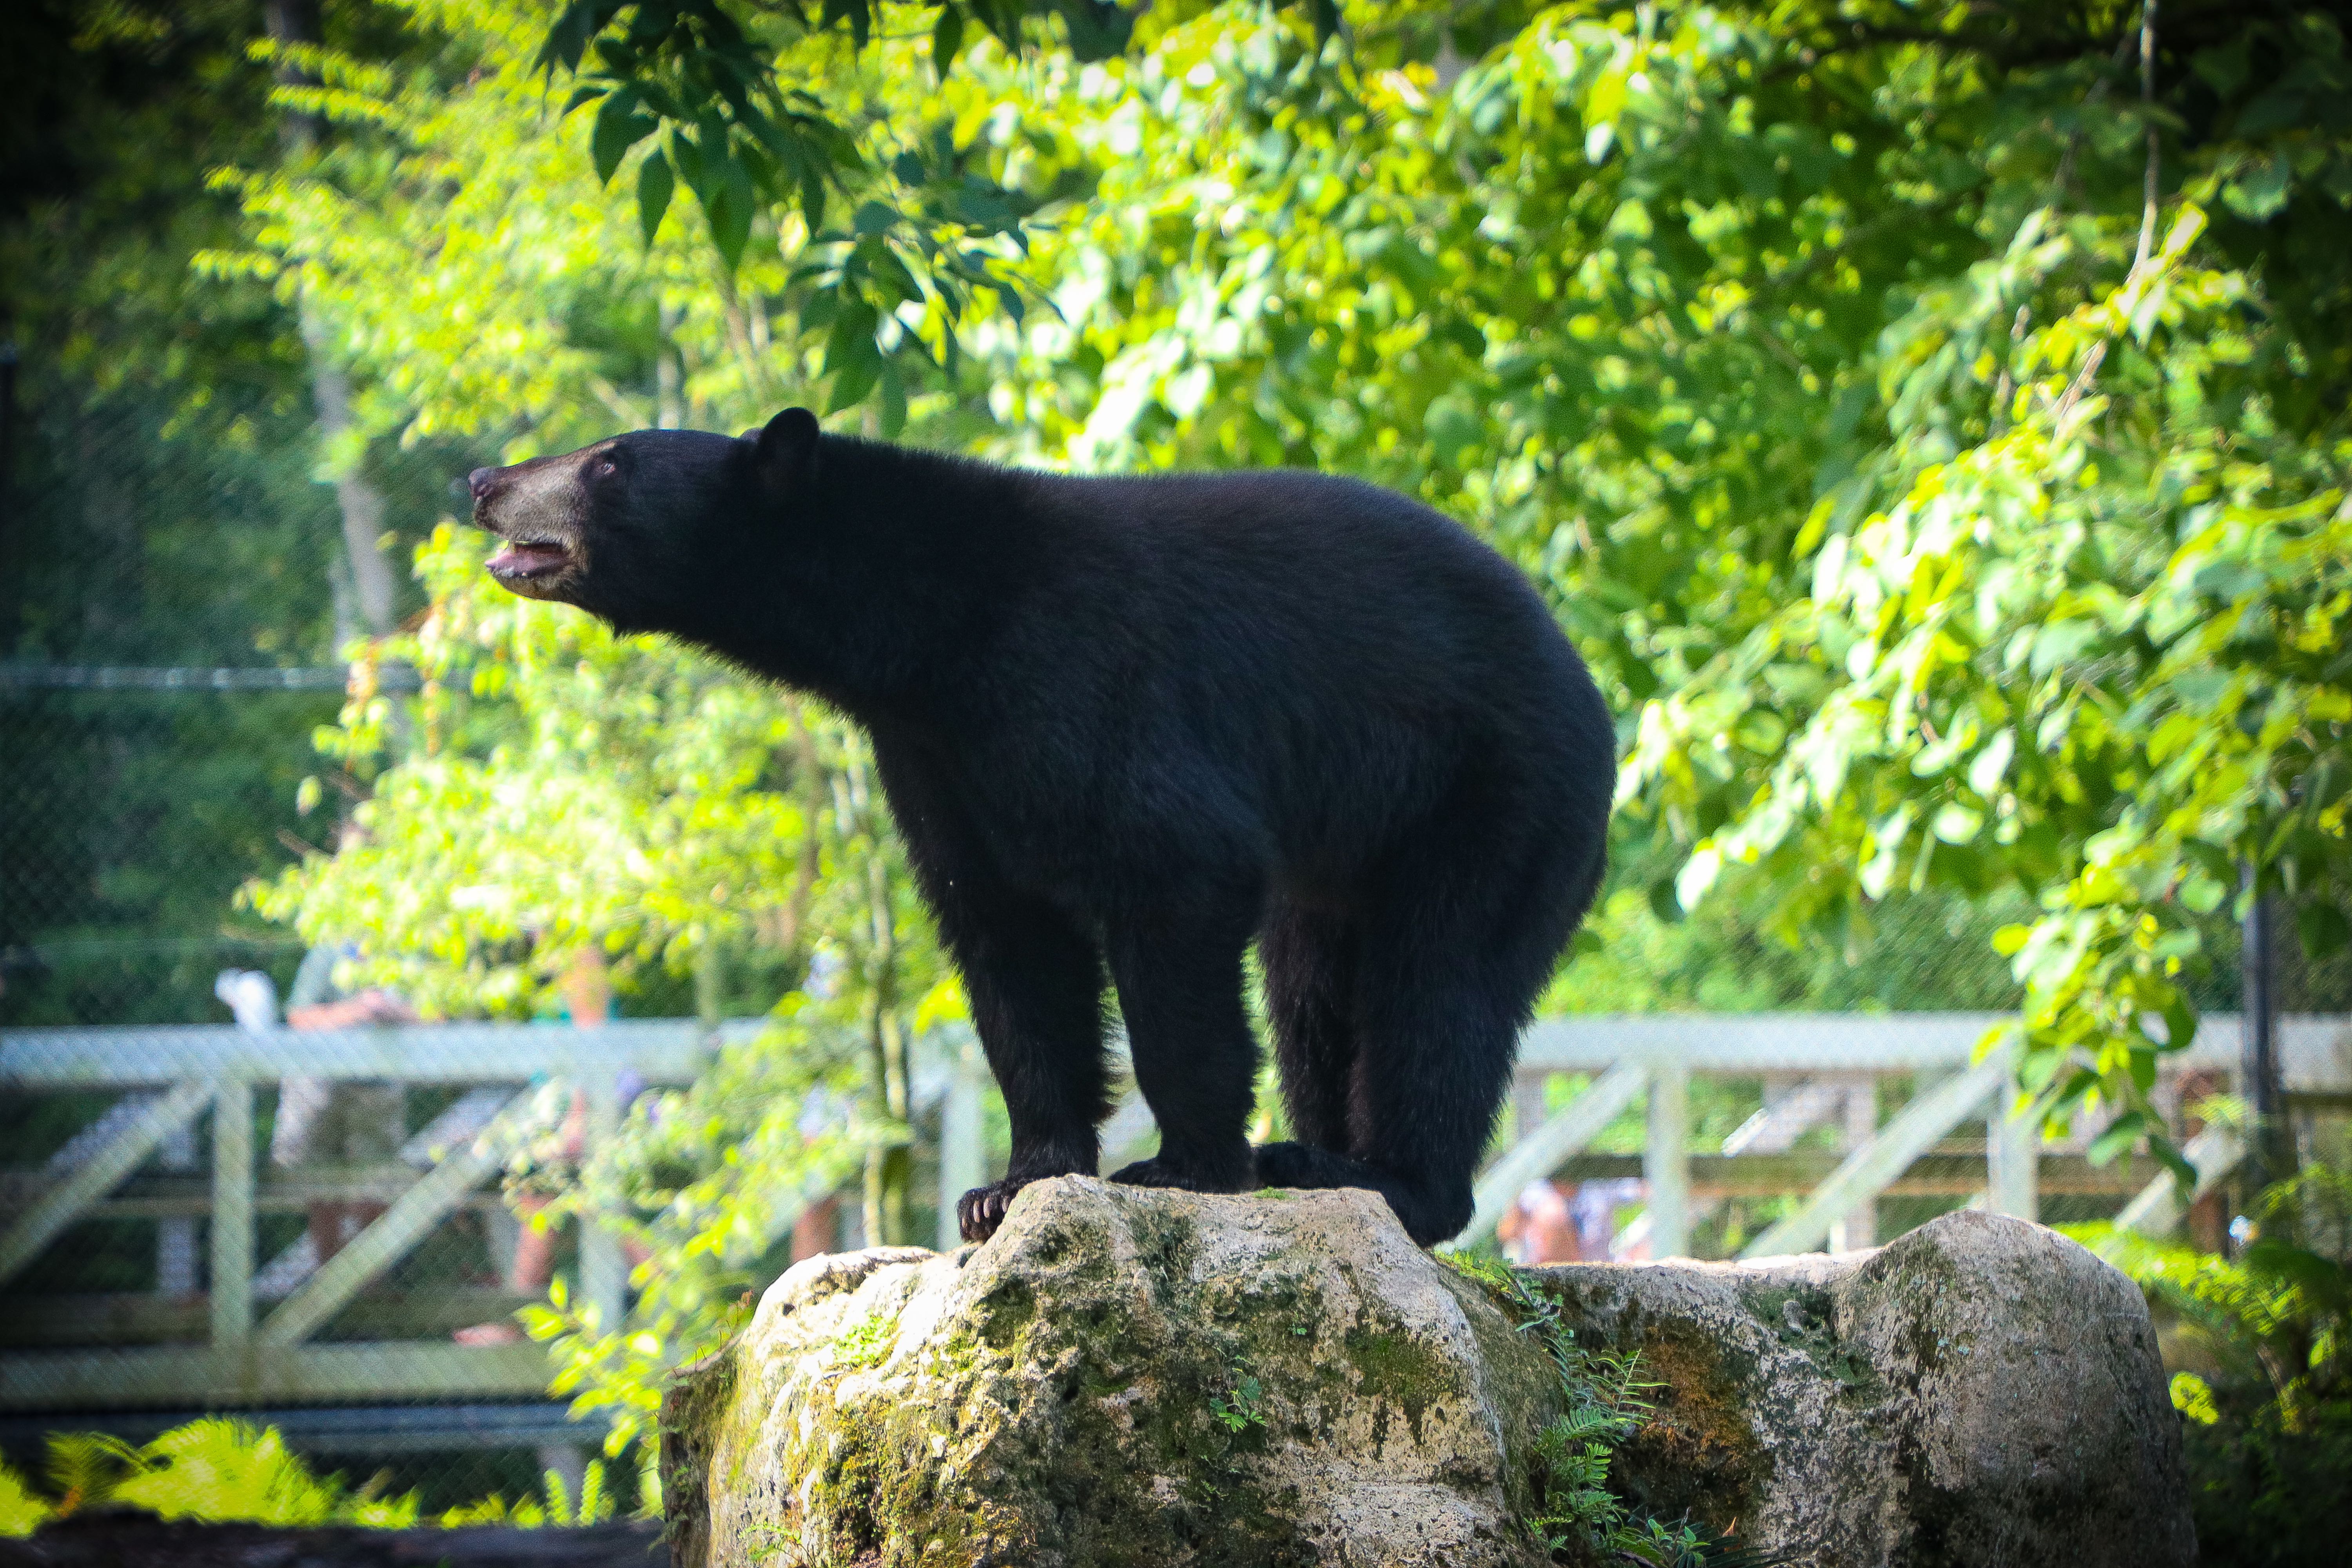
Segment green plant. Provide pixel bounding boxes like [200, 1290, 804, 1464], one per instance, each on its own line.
[13, 1421, 418, 1530]
[36, 1434, 145, 1520]
[1446, 1252, 1745, 1566]
[2075, 1163, 2352, 1568]
[0, 1420, 659, 1536]
[0, 1461, 52, 1539]
[1180, 1351, 1274, 1506]
[1207, 1361, 1268, 1436]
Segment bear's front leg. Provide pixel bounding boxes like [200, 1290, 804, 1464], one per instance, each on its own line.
[955, 1179, 1031, 1244]
[951, 905, 1112, 1240]
[1103, 891, 1262, 1197]
[938, 895, 1113, 1245]
[872, 749, 1115, 1244]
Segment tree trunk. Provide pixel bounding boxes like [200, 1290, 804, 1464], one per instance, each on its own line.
[265, 0, 397, 641]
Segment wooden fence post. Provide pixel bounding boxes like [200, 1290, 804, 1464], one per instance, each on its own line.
[938, 1040, 987, 1251]
[1829, 1076, 1879, 1251]
[1646, 1063, 1691, 1259]
[581, 1078, 627, 1333]
[1987, 1063, 2039, 1221]
[210, 1079, 254, 1350]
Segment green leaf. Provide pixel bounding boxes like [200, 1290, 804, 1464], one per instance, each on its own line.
[637, 151, 675, 247]
[668, 128, 706, 198]
[2087, 1112, 2151, 1168]
[823, 299, 884, 411]
[706, 152, 757, 272]
[1058, 0, 1136, 62]
[827, 334, 885, 413]
[2297, 901, 2349, 961]
[2149, 1135, 2196, 1192]
[931, 5, 965, 79]
[2222, 152, 2292, 223]
[590, 87, 652, 185]
[878, 361, 907, 438]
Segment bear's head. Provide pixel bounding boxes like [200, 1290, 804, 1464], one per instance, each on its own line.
[466, 407, 820, 634]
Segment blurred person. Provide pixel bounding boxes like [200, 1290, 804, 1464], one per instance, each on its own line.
[273, 941, 419, 1265]
[1576, 1178, 1646, 1260]
[1496, 1177, 1581, 1265]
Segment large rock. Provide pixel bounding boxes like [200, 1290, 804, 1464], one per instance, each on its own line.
[660, 1179, 2194, 1568]
[1536, 1208, 2197, 1568]
[662, 1180, 1560, 1568]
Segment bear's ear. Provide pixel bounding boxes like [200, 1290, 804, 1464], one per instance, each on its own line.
[748, 407, 822, 488]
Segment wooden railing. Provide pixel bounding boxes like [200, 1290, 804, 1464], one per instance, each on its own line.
[0, 1021, 715, 1412]
[1460, 1012, 2352, 1256]
[7, 1011, 2343, 1421]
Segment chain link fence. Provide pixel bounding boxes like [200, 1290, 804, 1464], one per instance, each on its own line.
[0, 368, 593, 1512]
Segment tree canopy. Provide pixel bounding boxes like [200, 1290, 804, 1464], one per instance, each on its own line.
[191, 0, 2351, 1472]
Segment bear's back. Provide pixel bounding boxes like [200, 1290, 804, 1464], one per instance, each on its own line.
[971, 465, 1606, 875]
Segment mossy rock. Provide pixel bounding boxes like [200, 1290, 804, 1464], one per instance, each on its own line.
[662, 1179, 1559, 1568]
[1528, 1210, 2195, 1567]
[662, 1190, 2192, 1568]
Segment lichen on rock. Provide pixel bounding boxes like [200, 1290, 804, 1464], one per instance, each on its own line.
[661, 1184, 2194, 1568]
[1530, 1210, 2196, 1567]
[664, 1179, 1560, 1568]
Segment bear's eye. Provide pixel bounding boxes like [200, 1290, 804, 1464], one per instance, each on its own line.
[595, 458, 619, 478]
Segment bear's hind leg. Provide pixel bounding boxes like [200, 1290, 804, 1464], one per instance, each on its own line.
[1254, 974, 1519, 1246]
[1104, 888, 1262, 1196]
[1261, 900, 1358, 1154]
[1259, 798, 1591, 1246]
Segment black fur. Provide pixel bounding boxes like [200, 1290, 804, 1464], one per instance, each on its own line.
[467, 410, 1614, 1246]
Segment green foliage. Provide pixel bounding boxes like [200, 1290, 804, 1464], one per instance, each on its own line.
[2076, 1164, 2352, 1568]
[112, 1420, 412, 1527]
[949, 0, 2352, 1168]
[14, 1421, 419, 1530]
[36, 1434, 144, 1522]
[1207, 1361, 1269, 1435]
[1445, 1252, 1747, 1566]
[220, 0, 2352, 1497]
[0, 0, 391, 1029]
[0, 1460, 49, 1540]
[0, 1420, 650, 1535]
[249, 520, 949, 1458]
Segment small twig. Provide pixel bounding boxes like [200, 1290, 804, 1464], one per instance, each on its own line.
[586, 372, 650, 429]
[2054, 2, 2160, 440]
[2132, 0, 2160, 275]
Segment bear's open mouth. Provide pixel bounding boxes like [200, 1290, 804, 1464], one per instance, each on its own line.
[486, 539, 572, 581]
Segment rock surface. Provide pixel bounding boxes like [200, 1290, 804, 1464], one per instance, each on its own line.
[660, 1179, 2194, 1568]
[1535, 1208, 2197, 1568]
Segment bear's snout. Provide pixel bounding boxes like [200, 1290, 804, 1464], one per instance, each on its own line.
[468, 466, 499, 499]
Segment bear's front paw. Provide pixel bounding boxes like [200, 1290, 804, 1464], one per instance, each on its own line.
[956, 1178, 1029, 1243]
[1108, 1149, 1254, 1194]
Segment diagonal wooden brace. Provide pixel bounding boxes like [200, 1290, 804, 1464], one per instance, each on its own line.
[0, 1080, 218, 1290]
[259, 1089, 526, 1347]
[1454, 1061, 1650, 1248]
[1739, 1054, 2008, 1260]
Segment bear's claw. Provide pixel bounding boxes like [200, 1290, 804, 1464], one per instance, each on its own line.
[956, 1178, 1026, 1243]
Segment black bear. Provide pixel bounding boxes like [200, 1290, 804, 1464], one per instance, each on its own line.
[468, 408, 1613, 1246]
